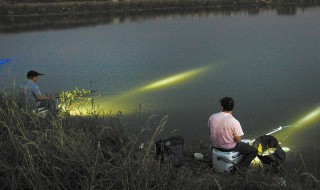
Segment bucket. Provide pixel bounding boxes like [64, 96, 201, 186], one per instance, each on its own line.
[212, 148, 244, 174]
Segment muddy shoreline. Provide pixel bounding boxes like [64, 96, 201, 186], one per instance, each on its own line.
[0, 0, 320, 32]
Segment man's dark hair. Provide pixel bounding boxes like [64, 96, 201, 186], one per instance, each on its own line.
[219, 97, 235, 111]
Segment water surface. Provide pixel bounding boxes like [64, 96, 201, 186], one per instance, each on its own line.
[1, 7, 320, 148]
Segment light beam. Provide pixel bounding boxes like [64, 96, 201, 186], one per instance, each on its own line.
[70, 64, 213, 115]
[141, 67, 207, 91]
[294, 106, 320, 128]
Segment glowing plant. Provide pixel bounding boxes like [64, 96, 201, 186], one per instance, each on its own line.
[58, 87, 93, 115]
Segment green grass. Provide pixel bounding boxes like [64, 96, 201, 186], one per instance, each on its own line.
[0, 91, 319, 189]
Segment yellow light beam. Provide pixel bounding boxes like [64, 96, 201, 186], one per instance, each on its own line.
[294, 106, 320, 128]
[96, 65, 213, 114]
[69, 65, 214, 115]
[275, 105, 320, 143]
[108, 65, 212, 103]
[141, 67, 207, 91]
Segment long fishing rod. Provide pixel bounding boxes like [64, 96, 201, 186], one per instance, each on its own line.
[265, 125, 293, 136]
[241, 125, 294, 145]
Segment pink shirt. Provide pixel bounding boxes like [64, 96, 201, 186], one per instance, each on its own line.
[208, 112, 244, 149]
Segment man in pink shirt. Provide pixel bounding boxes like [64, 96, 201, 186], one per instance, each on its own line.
[208, 97, 257, 169]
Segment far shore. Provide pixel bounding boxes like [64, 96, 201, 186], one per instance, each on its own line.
[0, 0, 320, 32]
[1, 0, 320, 16]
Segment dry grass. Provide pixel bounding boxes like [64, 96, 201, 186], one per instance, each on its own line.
[0, 91, 319, 189]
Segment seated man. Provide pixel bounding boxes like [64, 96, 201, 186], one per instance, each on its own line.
[208, 97, 257, 169]
[20, 70, 57, 114]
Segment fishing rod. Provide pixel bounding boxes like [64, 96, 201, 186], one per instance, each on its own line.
[265, 125, 293, 136]
[241, 125, 294, 145]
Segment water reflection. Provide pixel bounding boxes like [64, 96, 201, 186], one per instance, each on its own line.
[277, 6, 297, 15]
[247, 8, 260, 15]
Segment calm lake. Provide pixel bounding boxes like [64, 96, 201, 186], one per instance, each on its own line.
[1, 6, 320, 162]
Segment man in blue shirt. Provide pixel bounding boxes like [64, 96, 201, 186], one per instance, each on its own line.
[21, 70, 56, 114]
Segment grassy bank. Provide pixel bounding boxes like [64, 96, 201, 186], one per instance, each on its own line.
[0, 91, 319, 189]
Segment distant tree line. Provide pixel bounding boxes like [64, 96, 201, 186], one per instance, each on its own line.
[2, 0, 320, 4]
[1, 0, 320, 7]
[1, 0, 319, 18]
[2, 0, 109, 3]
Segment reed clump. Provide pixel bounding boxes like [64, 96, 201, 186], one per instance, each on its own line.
[0, 91, 319, 189]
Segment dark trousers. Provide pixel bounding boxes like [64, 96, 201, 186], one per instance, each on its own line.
[228, 142, 258, 168]
[38, 99, 58, 115]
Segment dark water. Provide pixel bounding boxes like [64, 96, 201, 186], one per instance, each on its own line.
[1, 7, 320, 169]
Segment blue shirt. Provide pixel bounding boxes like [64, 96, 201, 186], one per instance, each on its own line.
[20, 80, 42, 107]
